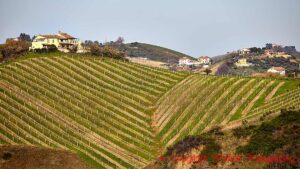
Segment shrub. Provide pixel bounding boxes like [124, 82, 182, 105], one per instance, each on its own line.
[90, 44, 126, 60]
[236, 109, 300, 155]
[69, 45, 78, 53]
[34, 45, 57, 53]
[2, 152, 12, 160]
[0, 39, 30, 60]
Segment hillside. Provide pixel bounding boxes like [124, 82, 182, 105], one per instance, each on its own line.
[0, 54, 299, 169]
[0, 145, 94, 169]
[120, 42, 194, 63]
[146, 109, 300, 169]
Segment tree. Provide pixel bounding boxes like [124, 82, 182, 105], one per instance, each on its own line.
[249, 47, 262, 54]
[204, 68, 212, 75]
[94, 41, 99, 46]
[0, 40, 30, 60]
[69, 45, 78, 53]
[115, 36, 124, 45]
[18, 33, 31, 42]
[90, 44, 101, 56]
[0, 45, 3, 61]
[89, 44, 126, 60]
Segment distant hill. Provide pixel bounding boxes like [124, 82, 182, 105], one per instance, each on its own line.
[120, 42, 194, 63]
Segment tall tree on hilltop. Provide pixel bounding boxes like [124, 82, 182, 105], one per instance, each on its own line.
[18, 33, 31, 42]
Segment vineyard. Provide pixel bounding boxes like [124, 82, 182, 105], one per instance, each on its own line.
[0, 55, 299, 169]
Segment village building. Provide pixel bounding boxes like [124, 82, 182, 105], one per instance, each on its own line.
[178, 57, 193, 66]
[235, 58, 252, 67]
[31, 31, 80, 52]
[274, 52, 292, 59]
[267, 67, 286, 75]
[264, 50, 291, 59]
[238, 48, 251, 55]
[264, 49, 275, 56]
[198, 56, 211, 64]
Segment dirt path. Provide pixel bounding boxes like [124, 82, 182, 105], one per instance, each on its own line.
[155, 77, 204, 131]
[241, 81, 274, 117]
[221, 80, 265, 125]
[211, 61, 223, 75]
[265, 81, 285, 101]
[188, 78, 245, 136]
[161, 77, 228, 143]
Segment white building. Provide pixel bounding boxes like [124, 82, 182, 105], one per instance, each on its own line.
[179, 57, 193, 66]
[238, 48, 251, 55]
[267, 67, 285, 76]
[198, 56, 211, 64]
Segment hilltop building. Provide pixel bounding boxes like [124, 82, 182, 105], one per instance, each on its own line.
[266, 43, 282, 49]
[198, 56, 211, 64]
[267, 67, 286, 76]
[264, 50, 291, 58]
[235, 58, 252, 67]
[31, 31, 80, 52]
[178, 57, 193, 66]
[238, 48, 251, 55]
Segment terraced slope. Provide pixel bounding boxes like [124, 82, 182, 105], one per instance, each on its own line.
[153, 76, 300, 148]
[0, 55, 299, 169]
[0, 55, 188, 169]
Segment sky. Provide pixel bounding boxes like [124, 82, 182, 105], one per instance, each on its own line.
[0, 0, 299, 57]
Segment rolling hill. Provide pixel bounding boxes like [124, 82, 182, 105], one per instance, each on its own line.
[0, 54, 299, 169]
[120, 42, 194, 63]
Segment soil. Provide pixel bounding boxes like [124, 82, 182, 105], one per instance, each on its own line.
[0, 145, 94, 169]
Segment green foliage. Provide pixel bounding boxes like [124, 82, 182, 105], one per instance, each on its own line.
[236, 109, 300, 155]
[165, 133, 221, 165]
[232, 125, 256, 139]
[200, 136, 222, 165]
[34, 45, 58, 53]
[274, 79, 300, 97]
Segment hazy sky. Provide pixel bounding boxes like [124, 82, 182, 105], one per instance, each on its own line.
[0, 0, 299, 56]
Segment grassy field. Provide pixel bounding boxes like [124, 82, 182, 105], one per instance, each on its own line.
[0, 54, 299, 168]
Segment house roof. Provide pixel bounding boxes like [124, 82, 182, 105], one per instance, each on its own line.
[199, 56, 210, 59]
[40, 35, 62, 39]
[272, 67, 285, 71]
[58, 32, 76, 39]
[39, 32, 76, 39]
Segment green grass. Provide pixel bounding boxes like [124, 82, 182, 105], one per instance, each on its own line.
[236, 109, 300, 155]
[273, 79, 300, 97]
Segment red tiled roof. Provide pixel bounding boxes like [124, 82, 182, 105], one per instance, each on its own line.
[273, 67, 285, 71]
[40, 35, 62, 39]
[199, 56, 209, 59]
[39, 32, 76, 39]
[58, 32, 75, 39]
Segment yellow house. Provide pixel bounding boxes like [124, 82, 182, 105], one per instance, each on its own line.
[235, 58, 252, 67]
[31, 31, 79, 52]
